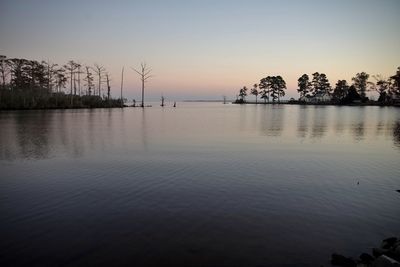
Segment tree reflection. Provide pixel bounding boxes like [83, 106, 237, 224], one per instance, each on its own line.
[297, 106, 309, 139]
[352, 107, 366, 141]
[260, 105, 284, 136]
[311, 107, 327, 139]
[15, 111, 52, 160]
[393, 121, 400, 149]
[334, 107, 346, 134]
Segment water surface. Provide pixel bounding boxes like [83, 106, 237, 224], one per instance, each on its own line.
[1, 103, 399, 266]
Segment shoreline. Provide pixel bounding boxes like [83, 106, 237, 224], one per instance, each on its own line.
[232, 101, 400, 107]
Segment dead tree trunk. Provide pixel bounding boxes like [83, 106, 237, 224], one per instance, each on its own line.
[132, 63, 152, 108]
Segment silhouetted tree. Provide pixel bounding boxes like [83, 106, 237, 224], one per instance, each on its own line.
[132, 62, 152, 108]
[93, 64, 105, 97]
[332, 80, 349, 102]
[250, 83, 259, 103]
[352, 72, 370, 99]
[106, 73, 111, 101]
[161, 95, 165, 107]
[390, 67, 400, 99]
[55, 67, 67, 93]
[64, 60, 78, 105]
[83, 66, 93, 96]
[0, 55, 9, 104]
[271, 76, 286, 102]
[120, 67, 124, 107]
[311, 72, 331, 96]
[75, 63, 82, 96]
[238, 86, 248, 102]
[0, 55, 9, 90]
[342, 85, 362, 104]
[259, 76, 286, 103]
[259, 77, 270, 103]
[297, 74, 311, 98]
[42, 61, 58, 94]
[372, 75, 390, 102]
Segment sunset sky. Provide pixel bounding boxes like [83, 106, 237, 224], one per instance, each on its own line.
[1, 0, 399, 100]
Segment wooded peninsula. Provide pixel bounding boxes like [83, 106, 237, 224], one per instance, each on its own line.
[235, 67, 400, 106]
[0, 55, 123, 109]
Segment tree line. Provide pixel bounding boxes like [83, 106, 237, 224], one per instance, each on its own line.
[236, 67, 400, 105]
[0, 55, 122, 109]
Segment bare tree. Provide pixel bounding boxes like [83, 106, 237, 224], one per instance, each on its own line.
[106, 73, 111, 101]
[64, 60, 78, 105]
[0, 55, 10, 90]
[132, 62, 152, 107]
[42, 60, 58, 94]
[75, 63, 82, 96]
[84, 66, 94, 96]
[93, 64, 105, 97]
[120, 67, 124, 107]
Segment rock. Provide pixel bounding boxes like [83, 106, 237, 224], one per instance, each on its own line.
[396, 190, 400, 193]
[395, 245, 400, 256]
[331, 253, 357, 267]
[374, 248, 390, 258]
[371, 255, 400, 267]
[360, 253, 375, 264]
[382, 238, 398, 249]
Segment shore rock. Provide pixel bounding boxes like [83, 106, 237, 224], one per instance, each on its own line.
[371, 255, 400, 267]
[382, 238, 398, 249]
[331, 253, 357, 267]
[360, 253, 375, 264]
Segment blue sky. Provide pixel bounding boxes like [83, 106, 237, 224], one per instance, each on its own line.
[1, 0, 399, 100]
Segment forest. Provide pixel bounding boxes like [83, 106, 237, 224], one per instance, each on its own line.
[236, 67, 400, 105]
[0, 55, 123, 109]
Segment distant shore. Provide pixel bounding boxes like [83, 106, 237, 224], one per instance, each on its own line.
[232, 100, 400, 107]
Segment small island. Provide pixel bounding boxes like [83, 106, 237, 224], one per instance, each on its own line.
[234, 68, 400, 106]
[0, 56, 124, 110]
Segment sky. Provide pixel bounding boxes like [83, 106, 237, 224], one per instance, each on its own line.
[0, 0, 399, 100]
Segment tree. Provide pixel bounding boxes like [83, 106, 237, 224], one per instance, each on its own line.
[0, 55, 10, 90]
[390, 67, 400, 98]
[259, 77, 270, 103]
[64, 60, 78, 105]
[0, 55, 9, 104]
[238, 86, 248, 102]
[120, 67, 124, 107]
[132, 62, 152, 108]
[250, 83, 259, 103]
[105, 73, 111, 101]
[42, 61, 58, 94]
[75, 63, 82, 96]
[311, 72, 331, 96]
[93, 64, 105, 97]
[259, 76, 286, 103]
[372, 75, 390, 102]
[271, 76, 286, 102]
[297, 74, 311, 98]
[342, 85, 362, 104]
[9, 58, 30, 90]
[55, 67, 67, 93]
[332, 80, 349, 102]
[352, 72, 370, 99]
[83, 66, 94, 96]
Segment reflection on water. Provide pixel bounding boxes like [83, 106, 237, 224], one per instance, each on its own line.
[297, 106, 309, 139]
[1, 103, 399, 267]
[260, 104, 285, 136]
[311, 107, 327, 139]
[393, 121, 400, 149]
[352, 106, 366, 141]
[1, 105, 400, 160]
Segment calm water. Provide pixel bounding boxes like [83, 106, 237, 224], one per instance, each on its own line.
[1, 103, 399, 267]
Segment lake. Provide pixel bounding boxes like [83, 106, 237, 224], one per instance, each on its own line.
[0, 103, 399, 267]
